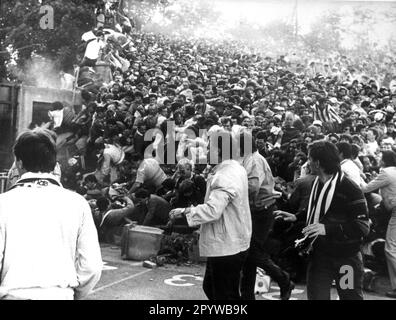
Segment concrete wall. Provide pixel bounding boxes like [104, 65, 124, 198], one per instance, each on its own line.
[17, 85, 82, 135]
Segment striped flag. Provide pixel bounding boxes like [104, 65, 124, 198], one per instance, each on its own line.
[313, 104, 343, 124]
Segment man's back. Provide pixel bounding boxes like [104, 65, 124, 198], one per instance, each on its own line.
[136, 158, 167, 189]
[341, 159, 365, 188]
[243, 151, 279, 210]
[0, 179, 102, 300]
[190, 160, 252, 257]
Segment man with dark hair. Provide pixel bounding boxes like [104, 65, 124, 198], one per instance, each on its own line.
[255, 131, 271, 158]
[0, 129, 102, 300]
[129, 188, 171, 226]
[82, 174, 103, 200]
[169, 131, 252, 300]
[7, 128, 62, 190]
[13, 129, 58, 172]
[276, 140, 370, 300]
[165, 88, 176, 102]
[132, 119, 148, 157]
[339, 133, 353, 144]
[386, 122, 396, 140]
[194, 94, 207, 115]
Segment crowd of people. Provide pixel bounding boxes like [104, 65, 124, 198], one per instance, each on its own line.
[7, 4, 396, 300]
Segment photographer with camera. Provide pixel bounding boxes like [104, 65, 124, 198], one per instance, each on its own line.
[275, 140, 370, 300]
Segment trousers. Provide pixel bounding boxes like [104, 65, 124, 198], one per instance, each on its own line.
[240, 204, 290, 300]
[203, 250, 248, 300]
[307, 250, 364, 300]
[385, 208, 396, 290]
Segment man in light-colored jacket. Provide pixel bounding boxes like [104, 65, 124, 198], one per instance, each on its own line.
[170, 131, 252, 300]
[363, 150, 396, 298]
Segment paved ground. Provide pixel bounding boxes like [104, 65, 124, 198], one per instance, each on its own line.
[86, 244, 394, 300]
[87, 244, 207, 300]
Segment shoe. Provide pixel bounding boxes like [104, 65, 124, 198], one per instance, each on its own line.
[363, 271, 376, 292]
[386, 290, 396, 298]
[280, 280, 295, 300]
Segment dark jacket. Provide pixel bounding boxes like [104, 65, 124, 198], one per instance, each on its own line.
[289, 174, 316, 215]
[312, 176, 370, 257]
[142, 195, 171, 226]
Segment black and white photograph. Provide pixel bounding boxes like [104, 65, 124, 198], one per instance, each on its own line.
[1, 0, 396, 306]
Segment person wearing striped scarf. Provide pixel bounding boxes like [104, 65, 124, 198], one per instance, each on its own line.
[275, 140, 370, 300]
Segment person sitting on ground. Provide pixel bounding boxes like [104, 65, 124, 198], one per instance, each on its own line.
[81, 174, 103, 200]
[97, 192, 135, 228]
[128, 188, 171, 227]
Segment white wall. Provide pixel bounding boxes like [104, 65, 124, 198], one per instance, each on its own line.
[17, 86, 82, 135]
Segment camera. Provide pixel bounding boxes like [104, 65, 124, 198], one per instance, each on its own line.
[295, 235, 315, 257]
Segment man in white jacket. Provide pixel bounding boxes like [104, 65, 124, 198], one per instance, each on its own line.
[170, 131, 252, 300]
[0, 128, 102, 300]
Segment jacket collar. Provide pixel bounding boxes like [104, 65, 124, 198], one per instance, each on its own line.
[17, 172, 62, 187]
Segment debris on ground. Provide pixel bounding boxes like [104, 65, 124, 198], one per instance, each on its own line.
[143, 260, 157, 269]
[157, 232, 198, 264]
